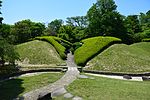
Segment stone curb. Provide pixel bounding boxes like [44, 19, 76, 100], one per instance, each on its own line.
[83, 70, 150, 76]
[0, 68, 64, 81]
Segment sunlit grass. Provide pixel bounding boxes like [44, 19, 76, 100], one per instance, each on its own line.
[67, 74, 150, 100]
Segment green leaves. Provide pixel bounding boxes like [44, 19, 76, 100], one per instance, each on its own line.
[87, 0, 125, 38]
[0, 38, 19, 66]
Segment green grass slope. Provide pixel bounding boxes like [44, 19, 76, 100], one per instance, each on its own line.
[74, 36, 121, 66]
[86, 42, 150, 73]
[35, 36, 72, 60]
[16, 40, 65, 65]
[66, 75, 150, 100]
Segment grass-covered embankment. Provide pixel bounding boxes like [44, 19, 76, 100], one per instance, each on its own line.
[86, 42, 150, 73]
[66, 75, 150, 100]
[35, 36, 72, 60]
[16, 40, 65, 65]
[0, 72, 63, 100]
[74, 36, 121, 66]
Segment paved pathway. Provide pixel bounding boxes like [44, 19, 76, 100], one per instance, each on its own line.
[21, 52, 80, 100]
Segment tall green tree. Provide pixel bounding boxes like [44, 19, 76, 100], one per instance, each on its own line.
[0, 1, 19, 67]
[124, 15, 142, 43]
[87, 0, 126, 39]
[0, 24, 11, 38]
[139, 10, 150, 30]
[58, 25, 74, 42]
[47, 19, 63, 35]
[0, 0, 3, 24]
[11, 19, 45, 43]
[66, 16, 88, 28]
[0, 38, 19, 67]
[124, 15, 141, 34]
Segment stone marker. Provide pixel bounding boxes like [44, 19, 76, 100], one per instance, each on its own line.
[123, 75, 132, 79]
[64, 93, 73, 98]
[142, 76, 150, 81]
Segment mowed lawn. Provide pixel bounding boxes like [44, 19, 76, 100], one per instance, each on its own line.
[67, 75, 150, 100]
[86, 42, 150, 73]
[0, 72, 63, 100]
[16, 40, 65, 65]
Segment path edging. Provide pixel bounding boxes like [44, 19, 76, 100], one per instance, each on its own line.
[83, 70, 150, 76]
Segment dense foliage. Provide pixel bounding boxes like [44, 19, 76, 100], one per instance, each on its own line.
[87, 0, 126, 39]
[74, 36, 121, 66]
[0, 1, 19, 68]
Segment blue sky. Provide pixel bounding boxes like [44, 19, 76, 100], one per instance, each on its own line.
[1, 0, 150, 25]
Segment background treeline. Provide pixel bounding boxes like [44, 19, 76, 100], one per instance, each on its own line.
[1, 9, 150, 44]
[1, 1, 150, 45]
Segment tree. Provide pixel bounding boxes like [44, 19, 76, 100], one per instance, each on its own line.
[0, 0, 3, 24]
[58, 25, 74, 42]
[11, 19, 45, 43]
[124, 15, 141, 34]
[0, 24, 11, 38]
[47, 19, 63, 35]
[66, 16, 88, 28]
[87, 0, 126, 39]
[139, 10, 150, 31]
[30, 22, 45, 38]
[0, 1, 19, 67]
[0, 37, 19, 67]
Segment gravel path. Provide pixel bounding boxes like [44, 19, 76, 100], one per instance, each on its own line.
[21, 52, 80, 100]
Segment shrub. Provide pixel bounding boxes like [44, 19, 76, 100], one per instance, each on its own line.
[53, 36, 72, 49]
[74, 36, 121, 66]
[142, 38, 150, 42]
[71, 42, 83, 53]
[35, 36, 70, 60]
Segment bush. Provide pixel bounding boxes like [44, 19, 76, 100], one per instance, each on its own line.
[35, 36, 70, 60]
[74, 36, 121, 66]
[53, 36, 72, 49]
[71, 42, 83, 53]
[142, 38, 150, 42]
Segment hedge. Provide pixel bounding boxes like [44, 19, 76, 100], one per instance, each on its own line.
[74, 36, 122, 66]
[35, 36, 71, 60]
[142, 38, 150, 42]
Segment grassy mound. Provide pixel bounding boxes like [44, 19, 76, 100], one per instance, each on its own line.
[16, 40, 65, 65]
[0, 72, 63, 100]
[35, 36, 72, 60]
[74, 36, 121, 66]
[66, 74, 150, 100]
[86, 42, 150, 73]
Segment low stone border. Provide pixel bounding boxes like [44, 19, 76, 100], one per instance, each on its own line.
[0, 68, 65, 81]
[83, 70, 150, 76]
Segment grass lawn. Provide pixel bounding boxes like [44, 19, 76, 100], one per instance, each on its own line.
[86, 42, 150, 73]
[0, 72, 63, 100]
[66, 74, 150, 100]
[16, 40, 65, 65]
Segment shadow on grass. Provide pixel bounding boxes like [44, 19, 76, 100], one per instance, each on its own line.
[0, 79, 24, 100]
